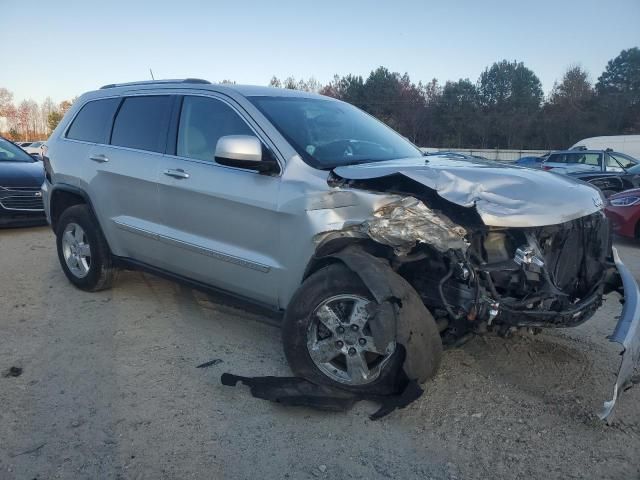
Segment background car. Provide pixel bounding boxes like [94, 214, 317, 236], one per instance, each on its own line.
[542, 148, 638, 174]
[22, 141, 45, 158]
[571, 135, 640, 160]
[605, 188, 640, 238]
[425, 151, 489, 161]
[568, 162, 640, 197]
[0, 136, 46, 226]
[514, 154, 549, 169]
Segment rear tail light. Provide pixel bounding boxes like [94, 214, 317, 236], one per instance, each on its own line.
[542, 165, 553, 171]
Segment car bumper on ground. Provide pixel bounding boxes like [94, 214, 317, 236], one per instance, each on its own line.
[600, 247, 640, 421]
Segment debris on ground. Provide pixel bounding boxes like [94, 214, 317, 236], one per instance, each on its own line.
[221, 347, 424, 420]
[8, 442, 46, 458]
[196, 359, 224, 369]
[4, 366, 23, 377]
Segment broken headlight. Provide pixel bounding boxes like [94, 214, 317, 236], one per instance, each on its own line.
[363, 197, 468, 255]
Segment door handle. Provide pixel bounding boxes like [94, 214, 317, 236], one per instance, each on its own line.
[164, 168, 190, 179]
[89, 154, 109, 163]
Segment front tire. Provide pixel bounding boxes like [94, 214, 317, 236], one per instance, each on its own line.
[56, 204, 115, 291]
[283, 263, 434, 394]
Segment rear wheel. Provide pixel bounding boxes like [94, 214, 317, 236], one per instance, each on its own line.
[56, 204, 115, 291]
[283, 264, 405, 393]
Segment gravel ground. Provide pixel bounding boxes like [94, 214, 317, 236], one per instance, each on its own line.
[0, 226, 639, 480]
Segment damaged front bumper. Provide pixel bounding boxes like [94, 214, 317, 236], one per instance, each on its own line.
[600, 247, 640, 421]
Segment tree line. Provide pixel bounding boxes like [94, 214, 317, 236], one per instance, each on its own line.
[0, 90, 73, 141]
[1, 47, 638, 149]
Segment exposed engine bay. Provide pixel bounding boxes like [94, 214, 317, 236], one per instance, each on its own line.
[329, 172, 618, 339]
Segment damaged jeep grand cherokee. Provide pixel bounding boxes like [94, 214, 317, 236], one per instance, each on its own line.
[43, 81, 640, 420]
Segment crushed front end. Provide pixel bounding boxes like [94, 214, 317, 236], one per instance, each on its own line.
[328, 161, 640, 420]
[401, 210, 614, 334]
[386, 203, 639, 421]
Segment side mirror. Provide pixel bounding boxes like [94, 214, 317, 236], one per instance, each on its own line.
[214, 135, 278, 174]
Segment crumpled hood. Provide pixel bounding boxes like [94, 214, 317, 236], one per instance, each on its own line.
[334, 156, 605, 227]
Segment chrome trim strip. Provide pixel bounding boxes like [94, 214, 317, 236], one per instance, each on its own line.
[113, 219, 270, 273]
[0, 204, 44, 212]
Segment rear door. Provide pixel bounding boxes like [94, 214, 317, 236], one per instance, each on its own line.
[155, 94, 282, 306]
[88, 94, 174, 265]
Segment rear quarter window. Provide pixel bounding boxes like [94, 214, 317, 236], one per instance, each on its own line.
[110, 96, 173, 153]
[66, 98, 120, 143]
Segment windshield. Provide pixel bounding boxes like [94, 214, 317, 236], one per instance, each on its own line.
[609, 152, 639, 171]
[248, 96, 422, 169]
[0, 138, 36, 162]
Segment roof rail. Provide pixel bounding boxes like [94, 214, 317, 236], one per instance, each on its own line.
[100, 78, 211, 89]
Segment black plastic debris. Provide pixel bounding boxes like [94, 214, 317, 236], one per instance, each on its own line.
[220, 246, 440, 420]
[221, 372, 423, 420]
[221, 347, 425, 420]
[4, 366, 23, 377]
[196, 359, 224, 369]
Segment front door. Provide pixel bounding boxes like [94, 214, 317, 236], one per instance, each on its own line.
[156, 94, 282, 306]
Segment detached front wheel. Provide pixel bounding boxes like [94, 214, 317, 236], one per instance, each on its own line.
[282, 263, 403, 393]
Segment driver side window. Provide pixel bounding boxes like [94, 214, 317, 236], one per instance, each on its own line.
[177, 96, 254, 162]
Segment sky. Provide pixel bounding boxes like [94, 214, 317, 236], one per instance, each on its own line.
[3, 0, 640, 104]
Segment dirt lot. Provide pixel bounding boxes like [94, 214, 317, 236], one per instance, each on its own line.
[0, 226, 639, 480]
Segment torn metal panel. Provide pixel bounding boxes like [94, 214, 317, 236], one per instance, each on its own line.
[600, 247, 640, 422]
[362, 196, 468, 255]
[334, 155, 604, 227]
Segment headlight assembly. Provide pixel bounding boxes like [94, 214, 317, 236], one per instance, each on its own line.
[610, 196, 640, 207]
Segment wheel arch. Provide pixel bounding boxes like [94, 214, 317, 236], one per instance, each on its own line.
[305, 243, 443, 383]
[50, 184, 98, 232]
[302, 233, 392, 282]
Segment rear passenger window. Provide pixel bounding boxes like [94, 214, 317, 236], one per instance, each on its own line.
[66, 98, 120, 143]
[111, 96, 173, 153]
[177, 96, 254, 162]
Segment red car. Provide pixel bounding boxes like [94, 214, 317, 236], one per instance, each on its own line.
[605, 188, 640, 238]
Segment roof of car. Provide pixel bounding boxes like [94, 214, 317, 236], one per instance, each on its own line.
[94, 79, 327, 100]
[550, 149, 607, 154]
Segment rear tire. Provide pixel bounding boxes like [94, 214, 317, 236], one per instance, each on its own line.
[56, 204, 115, 291]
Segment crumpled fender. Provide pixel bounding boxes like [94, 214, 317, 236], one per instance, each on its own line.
[323, 245, 443, 383]
[600, 247, 640, 421]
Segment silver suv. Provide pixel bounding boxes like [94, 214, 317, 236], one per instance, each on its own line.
[43, 79, 640, 418]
